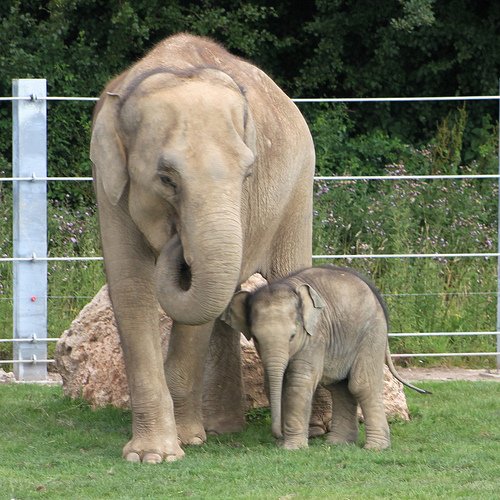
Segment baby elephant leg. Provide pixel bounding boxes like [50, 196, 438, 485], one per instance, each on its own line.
[325, 380, 359, 445]
[309, 385, 332, 438]
[349, 371, 390, 450]
[281, 364, 317, 449]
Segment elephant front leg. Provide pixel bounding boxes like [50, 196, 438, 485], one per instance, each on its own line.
[112, 284, 184, 463]
[165, 321, 213, 445]
[280, 361, 318, 449]
[202, 319, 246, 435]
[123, 384, 184, 463]
[95, 181, 185, 463]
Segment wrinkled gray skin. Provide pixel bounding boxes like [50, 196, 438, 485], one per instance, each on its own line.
[90, 34, 315, 462]
[223, 266, 429, 450]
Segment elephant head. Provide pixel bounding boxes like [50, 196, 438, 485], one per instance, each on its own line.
[223, 282, 325, 438]
[90, 68, 257, 325]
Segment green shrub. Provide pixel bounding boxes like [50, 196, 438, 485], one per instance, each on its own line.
[311, 107, 498, 367]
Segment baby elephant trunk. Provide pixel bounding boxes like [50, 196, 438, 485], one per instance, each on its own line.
[263, 355, 288, 439]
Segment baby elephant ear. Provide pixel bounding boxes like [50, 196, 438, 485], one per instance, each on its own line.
[220, 290, 251, 339]
[297, 284, 325, 336]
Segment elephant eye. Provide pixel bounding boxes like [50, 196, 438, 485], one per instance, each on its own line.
[159, 173, 177, 190]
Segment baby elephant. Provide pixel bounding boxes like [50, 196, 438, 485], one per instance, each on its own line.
[223, 265, 428, 450]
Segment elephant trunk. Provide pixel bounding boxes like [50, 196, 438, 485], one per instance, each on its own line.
[155, 212, 242, 325]
[263, 354, 288, 439]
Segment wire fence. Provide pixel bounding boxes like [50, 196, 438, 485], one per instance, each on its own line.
[1, 80, 499, 379]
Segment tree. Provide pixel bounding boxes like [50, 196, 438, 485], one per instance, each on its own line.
[0, 0, 286, 202]
[297, 0, 500, 141]
[1, 0, 498, 192]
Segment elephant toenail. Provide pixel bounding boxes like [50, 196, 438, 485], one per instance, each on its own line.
[143, 453, 162, 464]
[126, 452, 141, 463]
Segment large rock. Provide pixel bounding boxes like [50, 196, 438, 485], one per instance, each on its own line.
[0, 368, 16, 384]
[55, 279, 268, 411]
[55, 277, 409, 422]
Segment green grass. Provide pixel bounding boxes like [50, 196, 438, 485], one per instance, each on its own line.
[1, 382, 499, 499]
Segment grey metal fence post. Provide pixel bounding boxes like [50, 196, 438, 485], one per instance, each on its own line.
[497, 79, 500, 370]
[12, 79, 48, 381]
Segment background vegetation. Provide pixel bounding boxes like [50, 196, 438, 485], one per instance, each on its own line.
[1, 1, 499, 367]
[1, 382, 499, 498]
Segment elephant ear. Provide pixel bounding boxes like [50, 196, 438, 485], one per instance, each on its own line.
[90, 94, 128, 206]
[220, 290, 251, 339]
[244, 107, 257, 156]
[297, 284, 325, 336]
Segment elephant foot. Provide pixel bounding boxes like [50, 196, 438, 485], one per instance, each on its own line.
[279, 438, 309, 450]
[176, 421, 207, 446]
[325, 430, 358, 446]
[204, 413, 246, 436]
[308, 423, 328, 438]
[364, 438, 391, 450]
[363, 422, 391, 450]
[122, 436, 185, 463]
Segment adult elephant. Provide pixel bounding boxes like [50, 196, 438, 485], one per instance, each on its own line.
[90, 33, 315, 463]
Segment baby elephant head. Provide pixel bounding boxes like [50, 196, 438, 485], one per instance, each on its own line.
[222, 281, 325, 438]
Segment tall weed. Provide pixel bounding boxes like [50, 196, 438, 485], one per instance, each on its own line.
[313, 107, 498, 367]
[0, 192, 105, 362]
[0, 107, 498, 368]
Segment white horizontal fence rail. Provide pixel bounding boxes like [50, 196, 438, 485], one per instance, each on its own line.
[0, 176, 93, 181]
[294, 95, 499, 103]
[1, 79, 499, 379]
[0, 256, 103, 262]
[314, 253, 500, 259]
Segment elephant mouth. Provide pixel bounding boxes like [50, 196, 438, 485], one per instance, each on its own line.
[178, 258, 192, 291]
[155, 234, 192, 292]
[155, 222, 243, 325]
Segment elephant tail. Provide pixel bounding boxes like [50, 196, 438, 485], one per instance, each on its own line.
[385, 345, 432, 394]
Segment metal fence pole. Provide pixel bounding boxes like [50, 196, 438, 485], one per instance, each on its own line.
[12, 79, 48, 380]
[497, 79, 500, 370]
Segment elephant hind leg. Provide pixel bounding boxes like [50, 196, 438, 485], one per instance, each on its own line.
[325, 380, 359, 445]
[202, 319, 246, 435]
[348, 373, 390, 450]
[309, 385, 332, 438]
[357, 396, 390, 450]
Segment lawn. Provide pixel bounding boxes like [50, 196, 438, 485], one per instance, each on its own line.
[1, 381, 499, 499]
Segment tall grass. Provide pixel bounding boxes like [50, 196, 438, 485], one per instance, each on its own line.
[313, 172, 497, 367]
[0, 188, 105, 362]
[311, 106, 498, 368]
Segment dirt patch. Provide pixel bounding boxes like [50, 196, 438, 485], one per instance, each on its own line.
[398, 367, 500, 382]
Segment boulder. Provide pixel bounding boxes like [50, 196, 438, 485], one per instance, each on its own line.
[55, 276, 409, 422]
[55, 279, 268, 411]
[0, 368, 16, 384]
